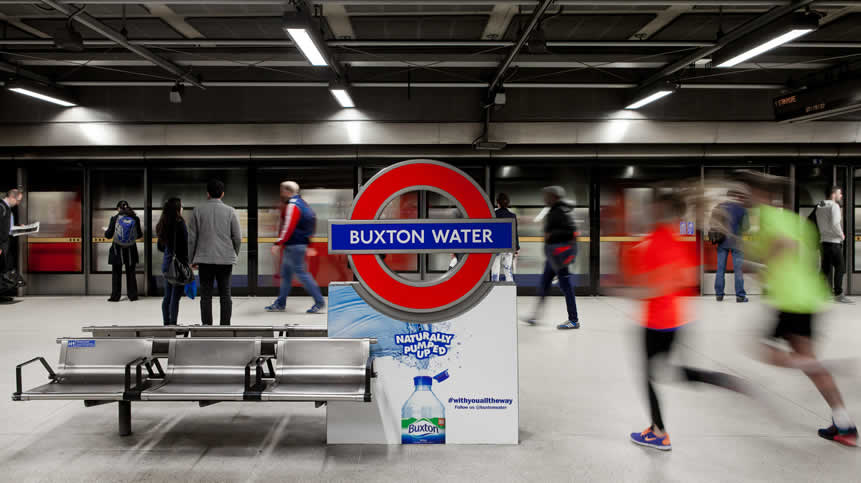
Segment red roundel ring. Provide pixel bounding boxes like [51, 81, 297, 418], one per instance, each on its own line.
[349, 160, 494, 313]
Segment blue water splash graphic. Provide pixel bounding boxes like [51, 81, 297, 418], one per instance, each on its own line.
[328, 285, 458, 371]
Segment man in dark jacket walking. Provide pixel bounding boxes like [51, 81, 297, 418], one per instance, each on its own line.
[527, 186, 580, 330]
[0, 187, 23, 302]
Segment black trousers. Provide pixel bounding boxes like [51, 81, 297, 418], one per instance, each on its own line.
[644, 328, 741, 431]
[110, 263, 138, 300]
[198, 263, 233, 326]
[820, 242, 845, 296]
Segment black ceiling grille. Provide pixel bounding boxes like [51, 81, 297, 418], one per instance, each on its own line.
[503, 14, 658, 41]
[351, 15, 490, 40]
[651, 13, 758, 41]
[24, 18, 183, 40]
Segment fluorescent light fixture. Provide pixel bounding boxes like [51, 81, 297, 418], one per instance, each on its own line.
[717, 29, 813, 67]
[6, 81, 77, 107]
[714, 12, 819, 68]
[285, 28, 328, 66]
[329, 81, 355, 108]
[625, 90, 673, 109]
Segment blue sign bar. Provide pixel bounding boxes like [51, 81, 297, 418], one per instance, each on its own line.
[68, 340, 95, 348]
[329, 219, 515, 254]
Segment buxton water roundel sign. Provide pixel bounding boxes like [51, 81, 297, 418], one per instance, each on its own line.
[328, 160, 516, 322]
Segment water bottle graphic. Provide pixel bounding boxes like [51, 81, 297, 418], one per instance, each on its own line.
[401, 376, 446, 444]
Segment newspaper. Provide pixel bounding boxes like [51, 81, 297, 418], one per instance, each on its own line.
[11, 222, 40, 237]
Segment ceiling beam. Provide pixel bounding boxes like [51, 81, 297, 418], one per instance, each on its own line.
[481, 4, 519, 41]
[0, 14, 51, 38]
[322, 3, 356, 40]
[44, 80, 784, 90]
[10, 52, 833, 70]
[39, 0, 204, 89]
[144, 3, 205, 39]
[488, 0, 555, 96]
[638, 0, 815, 88]
[628, 5, 691, 40]
[2, 39, 860, 48]
[818, 5, 861, 25]
[0, 57, 54, 84]
[2, 0, 856, 5]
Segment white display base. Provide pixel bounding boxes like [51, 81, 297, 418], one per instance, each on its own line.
[326, 282, 519, 445]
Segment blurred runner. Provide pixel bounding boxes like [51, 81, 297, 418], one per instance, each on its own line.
[743, 172, 857, 447]
[628, 192, 748, 452]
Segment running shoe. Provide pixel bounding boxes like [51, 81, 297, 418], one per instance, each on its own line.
[818, 422, 858, 447]
[736, 296, 749, 303]
[835, 295, 855, 304]
[557, 320, 580, 330]
[716, 295, 724, 302]
[307, 302, 325, 314]
[630, 427, 672, 451]
[264, 302, 285, 312]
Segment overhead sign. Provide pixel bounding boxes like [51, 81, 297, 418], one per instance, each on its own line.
[329, 160, 514, 320]
[329, 219, 515, 253]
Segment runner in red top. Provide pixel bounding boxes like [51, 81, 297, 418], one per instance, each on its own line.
[628, 192, 749, 452]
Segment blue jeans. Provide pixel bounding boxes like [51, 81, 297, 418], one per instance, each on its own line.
[161, 282, 183, 325]
[161, 255, 184, 325]
[715, 247, 746, 297]
[537, 260, 578, 322]
[275, 244, 324, 307]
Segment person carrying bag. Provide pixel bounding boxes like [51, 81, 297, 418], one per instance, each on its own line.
[157, 198, 191, 325]
[106, 200, 142, 302]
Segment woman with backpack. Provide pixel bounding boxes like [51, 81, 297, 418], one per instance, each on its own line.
[156, 198, 188, 325]
[105, 200, 142, 302]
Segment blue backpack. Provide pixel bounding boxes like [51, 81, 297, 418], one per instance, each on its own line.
[113, 215, 138, 247]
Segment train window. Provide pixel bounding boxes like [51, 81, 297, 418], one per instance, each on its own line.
[26, 167, 83, 273]
[257, 166, 354, 290]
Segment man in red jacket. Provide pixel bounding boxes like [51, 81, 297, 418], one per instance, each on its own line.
[265, 181, 325, 314]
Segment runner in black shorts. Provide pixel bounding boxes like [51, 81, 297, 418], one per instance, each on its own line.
[771, 311, 813, 340]
[744, 171, 857, 447]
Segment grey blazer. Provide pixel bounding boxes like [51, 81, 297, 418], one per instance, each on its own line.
[187, 199, 242, 265]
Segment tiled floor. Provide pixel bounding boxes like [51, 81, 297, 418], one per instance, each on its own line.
[1, 295, 859, 482]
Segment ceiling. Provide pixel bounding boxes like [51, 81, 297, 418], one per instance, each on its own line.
[1, 1, 861, 114]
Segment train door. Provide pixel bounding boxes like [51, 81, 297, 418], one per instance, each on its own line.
[598, 165, 700, 293]
[23, 165, 85, 294]
[256, 165, 355, 297]
[491, 163, 591, 295]
[149, 166, 249, 295]
[89, 168, 145, 296]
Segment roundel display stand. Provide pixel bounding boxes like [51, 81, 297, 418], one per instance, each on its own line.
[327, 160, 519, 445]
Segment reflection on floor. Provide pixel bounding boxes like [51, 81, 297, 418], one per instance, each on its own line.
[1, 295, 859, 482]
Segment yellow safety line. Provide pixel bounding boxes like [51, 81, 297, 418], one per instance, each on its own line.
[38, 234, 705, 245]
[27, 237, 82, 243]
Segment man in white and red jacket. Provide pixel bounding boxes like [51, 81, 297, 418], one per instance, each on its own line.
[265, 181, 325, 313]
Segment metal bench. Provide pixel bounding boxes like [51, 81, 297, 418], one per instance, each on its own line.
[140, 338, 263, 402]
[263, 338, 373, 403]
[13, 338, 161, 402]
[14, 335, 375, 437]
[82, 325, 327, 338]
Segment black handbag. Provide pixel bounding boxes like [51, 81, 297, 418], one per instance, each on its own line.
[164, 225, 194, 286]
[0, 268, 26, 292]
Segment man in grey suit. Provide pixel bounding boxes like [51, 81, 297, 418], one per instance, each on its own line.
[188, 179, 242, 325]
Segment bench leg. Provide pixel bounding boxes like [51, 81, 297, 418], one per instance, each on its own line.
[118, 401, 132, 436]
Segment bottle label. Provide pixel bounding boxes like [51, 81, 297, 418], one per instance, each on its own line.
[401, 417, 446, 444]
